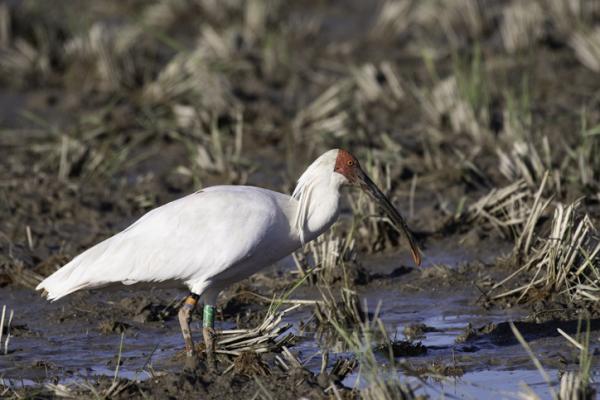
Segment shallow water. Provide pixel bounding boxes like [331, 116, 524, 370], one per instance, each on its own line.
[343, 369, 562, 400]
[340, 288, 592, 399]
[1, 242, 599, 398]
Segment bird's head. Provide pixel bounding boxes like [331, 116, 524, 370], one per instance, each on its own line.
[333, 149, 422, 267]
[333, 149, 362, 184]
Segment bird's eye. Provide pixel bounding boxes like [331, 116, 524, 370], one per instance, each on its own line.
[347, 160, 354, 167]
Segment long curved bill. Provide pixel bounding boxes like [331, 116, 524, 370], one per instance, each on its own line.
[356, 169, 422, 266]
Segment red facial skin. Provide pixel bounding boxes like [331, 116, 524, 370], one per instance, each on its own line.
[333, 149, 361, 183]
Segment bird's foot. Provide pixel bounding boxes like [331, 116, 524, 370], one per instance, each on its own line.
[183, 353, 201, 372]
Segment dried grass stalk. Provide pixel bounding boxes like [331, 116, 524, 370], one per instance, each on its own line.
[216, 304, 299, 356]
[144, 46, 234, 109]
[3, 263, 44, 289]
[293, 80, 352, 143]
[352, 62, 406, 106]
[304, 228, 357, 285]
[571, 27, 600, 72]
[64, 23, 138, 91]
[547, 0, 583, 35]
[497, 139, 552, 188]
[501, 2, 544, 53]
[458, 180, 534, 240]
[417, 75, 489, 140]
[0, 38, 50, 78]
[494, 201, 600, 307]
[0, 305, 14, 355]
[370, 0, 412, 39]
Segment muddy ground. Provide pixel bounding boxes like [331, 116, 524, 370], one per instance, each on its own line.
[2, 0, 600, 399]
[2, 245, 599, 398]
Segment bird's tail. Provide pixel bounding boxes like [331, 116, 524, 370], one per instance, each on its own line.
[36, 265, 89, 301]
[36, 237, 114, 301]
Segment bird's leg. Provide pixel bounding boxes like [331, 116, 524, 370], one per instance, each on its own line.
[202, 304, 216, 369]
[178, 293, 199, 358]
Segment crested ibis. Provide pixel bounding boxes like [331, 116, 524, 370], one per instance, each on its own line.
[37, 149, 421, 364]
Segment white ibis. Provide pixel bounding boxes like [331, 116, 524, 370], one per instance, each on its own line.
[36, 149, 421, 364]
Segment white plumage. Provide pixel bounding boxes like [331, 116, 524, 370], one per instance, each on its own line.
[37, 149, 346, 306]
[37, 148, 421, 360]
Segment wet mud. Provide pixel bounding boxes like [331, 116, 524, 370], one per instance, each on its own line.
[2, 245, 600, 398]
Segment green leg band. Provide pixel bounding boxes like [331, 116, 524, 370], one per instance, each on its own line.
[203, 305, 215, 328]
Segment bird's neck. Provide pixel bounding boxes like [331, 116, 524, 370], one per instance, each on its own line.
[293, 175, 342, 244]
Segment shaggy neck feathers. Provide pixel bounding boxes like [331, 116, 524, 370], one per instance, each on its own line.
[292, 150, 344, 244]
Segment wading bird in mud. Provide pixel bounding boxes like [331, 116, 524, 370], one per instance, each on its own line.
[37, 149, 421, 366]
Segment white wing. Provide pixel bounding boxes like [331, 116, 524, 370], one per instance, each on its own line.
[37, 186, 298, 300]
